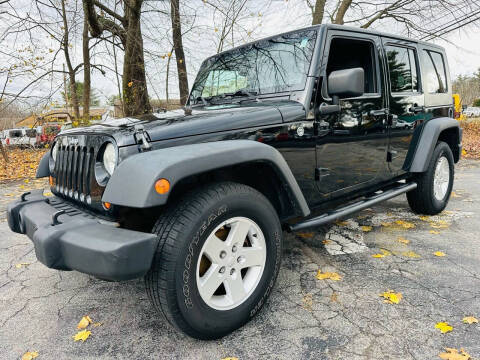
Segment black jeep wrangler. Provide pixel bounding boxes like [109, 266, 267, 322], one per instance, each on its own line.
[7, 24, 461, 339]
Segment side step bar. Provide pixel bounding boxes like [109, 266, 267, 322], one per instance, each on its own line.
[288, 182, 417, 232]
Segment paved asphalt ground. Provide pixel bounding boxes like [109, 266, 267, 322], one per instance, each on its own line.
[1, 160, 479, 360]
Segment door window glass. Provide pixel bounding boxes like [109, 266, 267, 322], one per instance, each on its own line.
[423, 50, 447, 93]
[326, 37, 378, 94]
[385, 45, 419, 93]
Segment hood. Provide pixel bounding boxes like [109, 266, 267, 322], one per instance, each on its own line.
[59, 100, 305, 147]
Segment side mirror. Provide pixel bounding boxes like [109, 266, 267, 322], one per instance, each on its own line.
[317, 68, 365, 116]
[328, 67, 365, 101]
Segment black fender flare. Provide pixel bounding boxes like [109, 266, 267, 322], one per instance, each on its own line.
[102, 140, 311, 217]
[36, 152, 50, 178]
[407, 117, 461, 173]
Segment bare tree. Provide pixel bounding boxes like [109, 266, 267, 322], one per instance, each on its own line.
[170, 0, 188, 105]
[83, 0, 151, 116]
[307, 0, 326, 25]
[61, 0, 81, 120]
[82, 6, 91, 124]
[305, 0, 480, 39]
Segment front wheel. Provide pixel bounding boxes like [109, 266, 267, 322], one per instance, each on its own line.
[145, 182, 282, 340]
[407, 141, 454, 215]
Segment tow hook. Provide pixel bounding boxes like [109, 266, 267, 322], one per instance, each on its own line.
[52, 210, 65, 226]
[134, 124, 151, 152]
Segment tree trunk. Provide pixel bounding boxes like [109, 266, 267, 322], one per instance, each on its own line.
[82, 11, 91, 124]
[61, 0, 80, 120]
[83, 0, 150, 116]
[122, 1, 151, 116]
[334, 0, 352, 25]
[311, 0, 326, 25]
[170, 0, 189, 105]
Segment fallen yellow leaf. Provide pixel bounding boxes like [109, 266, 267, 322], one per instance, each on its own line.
[24, 179, 30, 184]
[402, 251, 421, 258]
[397, 236, 410, 244]
[297, 232, 314, 239]
[93, 322, 103, 327]
[330, 292, 338, 302]
[21, 351, 38, 360]
[462, 316, 478, 324]
[221, 358, 239, 360]
[361, 225, 372, 232]
[430, 230, 441, 235]
[434, 251, 446, 257]
[336, 220, 348, 226]
[438, 347, 471, 360]
[435, 322, 453, 333]
[127, 81, 133, 87]
[77, 315, 92, 329]
[372, 249, 391, 258]
[419, 215, 430, 221]
[396, 220, 415, 229]
[15, 262, 30, 269]
[451, 191, 460, 198]
[73, 329, 91, 342]
[316, 270, 342, 281]
[430, 220, 449, 229]
[380, 290, 402, 304]
[302, 293, 313, 310]
[322, 239, 331, 245]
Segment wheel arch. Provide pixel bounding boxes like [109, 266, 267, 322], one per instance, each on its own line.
[102, 140, 310, 219]
[406, 117, 462, 173]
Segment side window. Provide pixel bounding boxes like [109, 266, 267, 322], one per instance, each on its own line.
[385, 45, 419, 93]
[423, 50, 447, 93]
[326, 37, 378, 94]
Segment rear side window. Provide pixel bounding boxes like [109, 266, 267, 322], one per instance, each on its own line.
[423, 50, 447, 93]
[385, 45, 419, 93]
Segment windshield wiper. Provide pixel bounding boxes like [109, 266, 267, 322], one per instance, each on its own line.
[190, 96, 211, 108]
[209, 90, 259, 104]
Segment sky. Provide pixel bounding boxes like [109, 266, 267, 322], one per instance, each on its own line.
[0, 0, 479, 109]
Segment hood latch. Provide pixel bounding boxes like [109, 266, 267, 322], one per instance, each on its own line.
[134, 124, 151, 151]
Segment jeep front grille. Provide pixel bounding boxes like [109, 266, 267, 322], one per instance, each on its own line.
[54, 145, 95, 203]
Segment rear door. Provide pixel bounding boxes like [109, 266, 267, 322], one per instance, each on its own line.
[382, 39, 425, 175]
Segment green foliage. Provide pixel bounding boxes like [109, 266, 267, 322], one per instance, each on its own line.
[62, 81, 100, 106]
[473, 98, 480, 107]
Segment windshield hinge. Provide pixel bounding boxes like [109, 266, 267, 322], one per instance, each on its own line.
[134, 124, 151, 152]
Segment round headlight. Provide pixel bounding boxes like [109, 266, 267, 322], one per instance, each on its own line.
[103, 143, 117, 176]
[51, 142, 58, 163]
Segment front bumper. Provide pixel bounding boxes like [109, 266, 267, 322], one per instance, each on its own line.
[7, 191, 158, 281]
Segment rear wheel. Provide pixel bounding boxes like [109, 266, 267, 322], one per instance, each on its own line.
[144, 182, 282, 339]
[407, 141, 454, 215]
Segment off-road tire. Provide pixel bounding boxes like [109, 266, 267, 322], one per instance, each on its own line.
[407, 141, 454, 215]
[144, 182, 282, 340]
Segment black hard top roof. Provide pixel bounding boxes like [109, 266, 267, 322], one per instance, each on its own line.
[208, 23, 444, 61]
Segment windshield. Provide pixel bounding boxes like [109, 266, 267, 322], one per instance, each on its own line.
[189, 29, 317, 104]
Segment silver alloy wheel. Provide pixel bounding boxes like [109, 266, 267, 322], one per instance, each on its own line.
[433, 156, 450, 201]
[196, 217, 266, 311]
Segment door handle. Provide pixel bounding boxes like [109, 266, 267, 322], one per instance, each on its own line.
[388, 114, 398, 127]
[409, 105, 425, 114]
[369, 108, 388, 117]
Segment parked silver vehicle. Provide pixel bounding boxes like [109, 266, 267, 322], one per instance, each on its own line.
[2, 128, 39, 147]
[464, 107, 480, 117]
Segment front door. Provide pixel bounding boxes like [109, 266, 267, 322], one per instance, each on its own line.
[382, 39, 425, 175]
[315, 31, 389, 197]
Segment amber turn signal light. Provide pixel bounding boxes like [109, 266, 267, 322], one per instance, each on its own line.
[103, 202, 112, 210]
[155, 179, 170, 194]
[49, 176, 54, 186]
